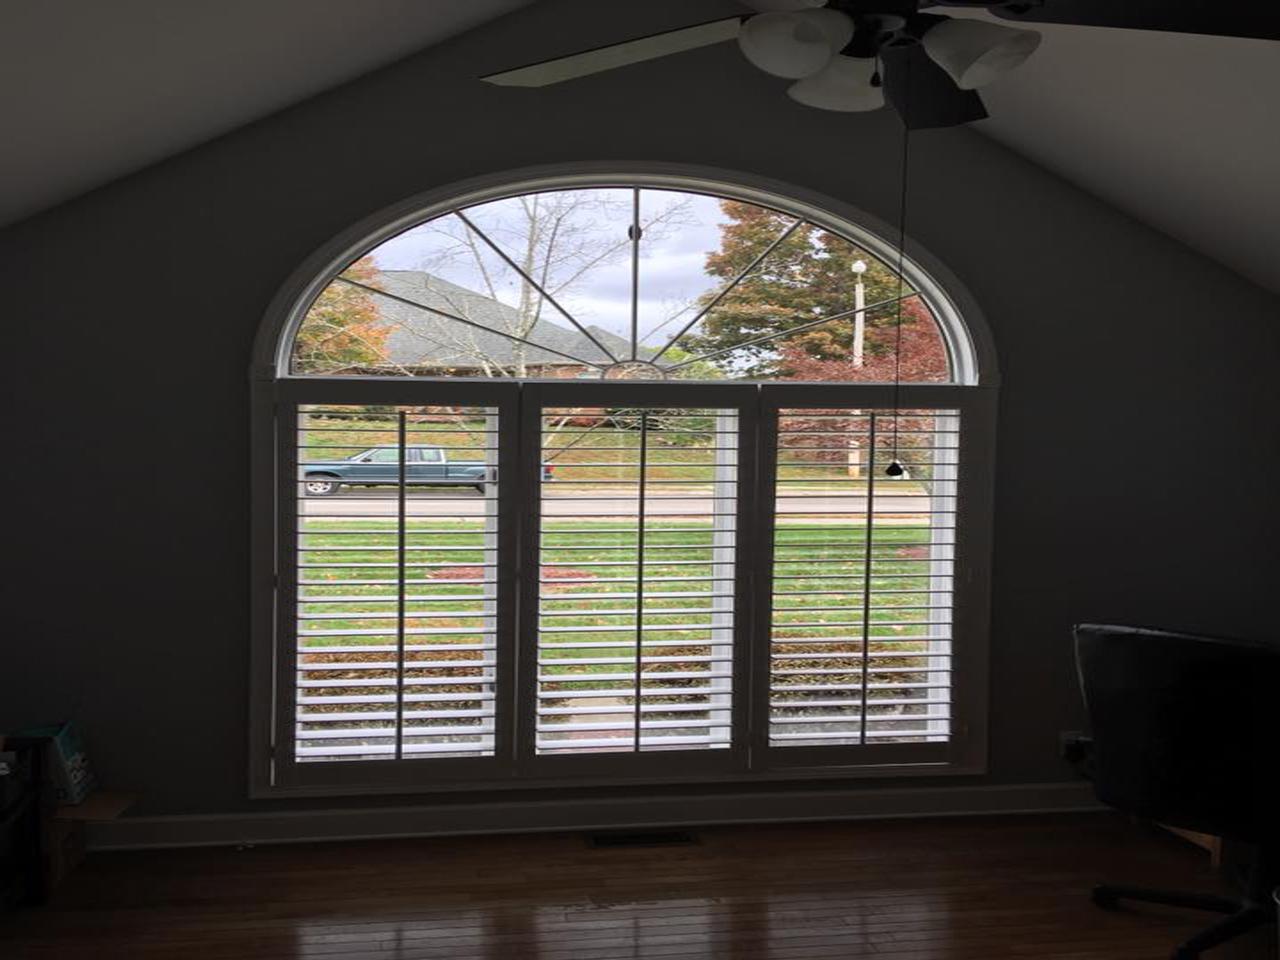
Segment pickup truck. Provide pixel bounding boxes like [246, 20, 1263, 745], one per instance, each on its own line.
[301, 444, 554, 496]
[301, 445, 484, 497]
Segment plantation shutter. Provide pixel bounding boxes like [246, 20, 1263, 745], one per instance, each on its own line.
[518, 383, 755, 778]
[755, 388, 966, 768]
[268, 381, 989, 789]
[274, 382, 518, 788]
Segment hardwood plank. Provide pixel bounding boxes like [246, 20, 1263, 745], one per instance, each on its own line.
[2, 813, 1272, 959]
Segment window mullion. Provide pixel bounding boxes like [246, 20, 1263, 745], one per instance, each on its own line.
[394, 411, 407, 761]
[858, 413, 878, 746]
[631, 412, 649, 750]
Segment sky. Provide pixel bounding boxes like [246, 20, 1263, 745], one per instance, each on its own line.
[368, 188, 776, 351]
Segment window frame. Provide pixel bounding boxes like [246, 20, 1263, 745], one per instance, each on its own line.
[250, 165, 998, 800]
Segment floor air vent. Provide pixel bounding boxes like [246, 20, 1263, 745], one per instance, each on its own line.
[588, 830, 699, 848]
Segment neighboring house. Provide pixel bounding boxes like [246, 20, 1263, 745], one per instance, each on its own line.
[366, 270, 649, 377]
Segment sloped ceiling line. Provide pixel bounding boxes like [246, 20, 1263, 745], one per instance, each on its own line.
[2, 0, 1275, 294]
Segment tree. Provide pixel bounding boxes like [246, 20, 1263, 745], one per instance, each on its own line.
[773, 302, 948, 479]
[293, 256, 390, 374]
[774, 299, 948, 384]
[680, 200, 948, 381]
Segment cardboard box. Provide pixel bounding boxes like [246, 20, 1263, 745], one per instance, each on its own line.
[40, 794, 135, 898]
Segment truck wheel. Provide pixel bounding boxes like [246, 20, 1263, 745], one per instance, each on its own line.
[304, 476, 341, 497]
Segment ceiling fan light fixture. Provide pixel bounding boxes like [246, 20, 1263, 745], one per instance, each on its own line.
[739, 11, 835, 79]
[787, 54, 885, 112]
[920, 18, 1041, 90]
[800, 8, 855, 53]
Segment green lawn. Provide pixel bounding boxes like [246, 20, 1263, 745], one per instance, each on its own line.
[297, 519, 940, 678]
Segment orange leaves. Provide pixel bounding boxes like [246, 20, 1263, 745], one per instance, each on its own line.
[294, 256, 391, 374]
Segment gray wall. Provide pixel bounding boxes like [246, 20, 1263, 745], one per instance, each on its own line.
[4, 0, 1277, 816]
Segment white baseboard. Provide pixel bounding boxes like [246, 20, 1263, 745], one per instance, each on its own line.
[87, 782, 1102, 850]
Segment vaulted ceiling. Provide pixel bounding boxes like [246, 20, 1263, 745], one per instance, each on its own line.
[955, 10, 1280, 296]
[0, 0, 533, 226]
[2, 1, 1276, 294]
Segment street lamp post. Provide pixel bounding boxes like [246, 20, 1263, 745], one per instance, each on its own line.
[847, 259, 869, 479]
[851, 259, 867, 368]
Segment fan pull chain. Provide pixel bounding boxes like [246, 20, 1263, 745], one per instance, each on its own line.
[885, 56, 912, 479]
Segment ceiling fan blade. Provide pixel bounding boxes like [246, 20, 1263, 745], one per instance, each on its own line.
[741, 0, 826, 9]
[930, 1, 1280, 41]
[881, 43, 988, 129]
[481, 17, 742, 87]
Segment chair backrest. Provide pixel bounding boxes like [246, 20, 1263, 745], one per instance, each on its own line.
[1074, 623, 1280, 843]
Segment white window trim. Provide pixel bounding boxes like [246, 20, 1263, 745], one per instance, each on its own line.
[249, 165, 999, 799]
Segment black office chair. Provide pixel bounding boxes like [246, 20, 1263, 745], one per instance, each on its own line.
[1074, 623, 1279, 959]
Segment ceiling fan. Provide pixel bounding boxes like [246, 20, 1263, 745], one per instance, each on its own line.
[482, 1, 1279, 129]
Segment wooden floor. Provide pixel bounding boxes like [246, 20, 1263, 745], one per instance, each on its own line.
[3, 813, 1274, 959]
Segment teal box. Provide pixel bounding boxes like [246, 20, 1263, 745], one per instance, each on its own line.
[18, 722, 97, 805]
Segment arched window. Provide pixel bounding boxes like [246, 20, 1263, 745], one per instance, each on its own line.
[284, 183, 977, 385]
[253, 173, 994, 796]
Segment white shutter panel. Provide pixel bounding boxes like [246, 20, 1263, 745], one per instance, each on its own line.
[276, 388, 517, 788]
[524, 393, 750, 771]
[764, 404, 960, 756]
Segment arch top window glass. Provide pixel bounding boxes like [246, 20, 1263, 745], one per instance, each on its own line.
[288, 185, 969, 385]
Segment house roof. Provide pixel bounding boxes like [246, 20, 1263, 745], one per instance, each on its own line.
[373, 270, 645, 371]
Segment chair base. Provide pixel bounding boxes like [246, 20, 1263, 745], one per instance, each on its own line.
[1092, 882, 1275, 959]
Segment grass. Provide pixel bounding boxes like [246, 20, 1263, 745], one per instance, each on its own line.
[297, 519, 941, 689]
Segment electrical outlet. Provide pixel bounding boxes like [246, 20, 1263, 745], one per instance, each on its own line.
[1059, 729, 1089, 764]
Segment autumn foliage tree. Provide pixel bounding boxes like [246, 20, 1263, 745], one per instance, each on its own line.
[683, 200, 948, 382]
[685, 202, 951, 477]
[293, 256, 390, 374]
[775, 299, 948, 383]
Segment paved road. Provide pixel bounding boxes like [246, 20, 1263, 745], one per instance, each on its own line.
[299, 488, 934, 519]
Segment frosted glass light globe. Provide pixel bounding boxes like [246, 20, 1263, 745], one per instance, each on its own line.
[788, 55, 885, 112]
[922, 19, 1042, 89]
[739, 12, 834, 79]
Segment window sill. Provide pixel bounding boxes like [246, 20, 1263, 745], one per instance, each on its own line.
[251, 756, 988, 801]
